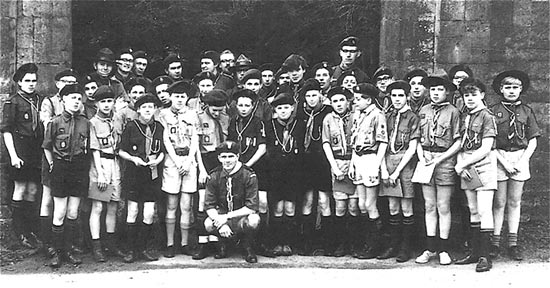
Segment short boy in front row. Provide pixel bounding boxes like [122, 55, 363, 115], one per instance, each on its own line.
[453, 78, 498, 272]
[118, 94, 165, 263]
[348, 83, 388, 259]
[42, 84, 91, 268]
[489, 70, 540, 261]
[204, 141, 260, 263]
[379, 81, 420, 263]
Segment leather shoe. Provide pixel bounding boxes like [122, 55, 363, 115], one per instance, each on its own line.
[192, 244, 209, 260]
[455, 253, 479, 265]
[489, 245, 499, 259]
[281, 245, 293, 256]
[244, 247, 257, 263]
[163, 245, 175, 258]
[123, 251, 136, 263]
[333, 243, 346, 257]
[357, 247, 378, 259]
[49, 250, 61, 268]
[257, 244, 276, 258]
[272, 245, 284, 256]
[65, 251, 82, 265]
[396, 248, 410, 263]
[214, 242, 227, 259]
[179, 245, 194, 256]
[141, 249, 159, 261]
[377, 247, 398, 259]
[509, 246, 523, 261]
[475, 257, 492, 272]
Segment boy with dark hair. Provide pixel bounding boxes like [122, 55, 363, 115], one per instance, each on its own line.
[331, 36, 369, 87]
[164, 54, 185, 81]
[404, 68, 429, 115]
[89, 48, 128, 105]
[42, 84, 91, 267]
[114, 48, 134, 85]
[372, 66, 395, 113]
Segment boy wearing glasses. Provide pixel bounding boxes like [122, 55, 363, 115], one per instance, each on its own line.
[114, 48, 134, 85]
[331, 36, 369, 88]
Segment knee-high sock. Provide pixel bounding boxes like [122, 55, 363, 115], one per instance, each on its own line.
[480, 228, 493, 258]
[10, 200, 24, 236]
[401, 215, 414, 250]
[389, 214, 402, 249]
[52, 224, 64, 252]
[470, 222, 481, 256]
[126, 222, 138, 252]
[65, 218, 79, 251]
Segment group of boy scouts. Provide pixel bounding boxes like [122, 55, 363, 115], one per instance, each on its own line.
[2, 35, 540, 273]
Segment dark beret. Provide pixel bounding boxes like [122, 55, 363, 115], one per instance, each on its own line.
[200, 50, 220, 65]
[59, 84, 83, 97]
[336, 70, 358, 86]
[373, 66, 393, 80]
[259, 63, 275, 72]
[13, 63, 38, 82]
[118, 48, 134, 58]
[387, 80, 411, 95]
[311, 61, 332, 75]
[404, 68, 428, 82]
[327, 86, 353, 100]
[353, 83, 379, 98]
[282, 54, 308, 72]
[203, 89, 228, 107]
[192, 71, 216, 84]
[166, 80, 193, 95]
[492, 70, 529, 95]
[93, 85, 115, 101]
[459, 78, 486, 94]
[271, 92, 295, 107]
[132, 50, 148, 60]
[163, 54, 183, 68]
[216, 140, 240, 156]
[301, 78, 321, 93]
[55, 69, 79, 81]
[125, 77, 150, 92]
[82, 74, 99, 85]
[134, 93, 162, 109]
[233, 89, 258, 102]
[339, 36, 359, 48]
[241, 69, 262, 84]
[449, 64, 474, 79]
[230, 54, 255, 72]
[275, 68, 287, 79]
[421, 76, 457, 91]
[152, 75, 174, 88]
[96, 48, 115, 64]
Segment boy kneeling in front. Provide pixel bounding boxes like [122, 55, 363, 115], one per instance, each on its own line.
[203, 141, 260, 263]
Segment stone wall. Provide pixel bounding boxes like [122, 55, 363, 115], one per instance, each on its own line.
[380, 0, 549, 151]
[0, 0, 72, 217]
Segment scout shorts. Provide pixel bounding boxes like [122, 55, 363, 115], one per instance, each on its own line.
[162, 154, 198, 194]
[496, 149, 531, 182]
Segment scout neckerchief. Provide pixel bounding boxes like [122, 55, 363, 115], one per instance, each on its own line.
[95, 111, 116, 152]
[429, 101, 450, 146]
[206, 108, 224, 144]
[303, 102, 323, 151]
[389, 105, 411, 154]
[61, 110, 77, 161]
[222, 162, 243, 212]
[134, 117, 158, 179]
[18, 91, 39, 133]
[332, 110, 351, 156]
[352, 104, 376, 150]
[410, 96, 428, 114]
[235, 113, 254, 155]
[501, 100, 523, 140]
[273, 115, 297, 153]
[171, 106, 189, 147]
[461, 104, 486, 150]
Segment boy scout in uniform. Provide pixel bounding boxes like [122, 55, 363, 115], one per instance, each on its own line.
[42, 84, 91, 267]
[152, 75, 174, 109]
[490, 70, 540, 261]
[281, 54, 307, 101]
[453, 78, 498, 272]
[204, 141, 261, 263]
[372, 66, 395, 113]
[348, 83, 388, 259]
[258, 63, 277, 101]
[448, 64, 474, 114]
[192, 89, 230, 260]
[87, 86, 126, 262]
[321, 87, 356, 257]
[114, 48, 134, 85]
[2, 63, 43, 249]
[118, 94, 165, 263]
[89, 48, 128, 106]
[228, 69, 273, 124]
[190, 71, 216, 111]
[164, 54, 185, 82]
[414, 76, 461, 266]
[404, 69, 429, 115]
[379, 81, 420, 262]
[132, 50, 151, 83]
[312, 61, 333, 100]
[158, 80, 199, 258]
[331, 36, 369, 87]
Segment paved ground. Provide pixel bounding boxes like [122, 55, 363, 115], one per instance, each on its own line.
[1, 254, 547, 288]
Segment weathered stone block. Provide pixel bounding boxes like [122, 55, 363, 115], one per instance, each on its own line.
[21, 0, 52, 18]
[441, 0, 465, 21]
[489, 0, 514, 27]
[15, 16, 34, 49]
[52, 0, 72, 17]
[17, 47, 34, 64]
[440, 21, 465, 38]
[37, 64, 63, 96]
[512, 0, 533, 27]
[465, 0, 489, 21]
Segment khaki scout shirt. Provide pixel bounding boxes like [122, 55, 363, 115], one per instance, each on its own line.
[196, 109, 229, 153]
[158, 107, 197, 150]
[459, 107, 497, 152]
[322, 110, 354, 158]
[40, 93, 64, 128]
[386, 107, 421, 154]
[351, 104, 388, 153]
[490, 102, 541, 151]
[419, 103, 461, 150]
[90, 114, 118, 155]
[113, 105, 138, 136]
[42, 111, 90, 161]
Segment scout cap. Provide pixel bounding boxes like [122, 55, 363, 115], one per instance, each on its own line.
[55, 69, 79, 81]
[96, 48, 115, 64]
[132, 50, 148, 61]
[449, 64, 474, 79]
[93, 85, 115, 101]
[311, 61, 332, 75]
[259, 63, 275, 72]
[387, 80, 411, 95]
[13, 63, 38, 82]
[327, 86, 353, 100]
[373, 66, 393, 80]
[421, 76, 457, 92]
[216, 140, 240, 156]
[125, 77, 150, 92]
[163, 54, 183, 69]
[152, 75, 174, 88]
[404, 68, 428, 82]
[339, 36, 359, 48]
[82, 74, 99, 86]
[166, 80, 193, 95]
[134, 93, 161, 108]
[203, 89, 228, 107]
[353, 83, 379, 98]
[241, 69, 262, 84]
[230, 54, 255, 72]
[336, 70, 358, 86]
[60, 84, 83, 97]
[301, 78, 321, 94]
[492, 70, 530, 95]
[282, 54, 308, 72]
[192, 71, 216, 84]
[271, 92, 295, 107]
[201, 50, 220, 65]
[233, 89, 258, 102]
[118, 48, 134, 58]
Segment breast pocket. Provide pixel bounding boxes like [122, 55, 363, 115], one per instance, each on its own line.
[96, 132, 112, 150]
[16, 105, 33, 123]
[54, 134, 70, 151]
[434, 118, 452, 148]
[330, 131, 342, 152]
[396, 127, 411, 150]
[515, 116, 527, 140]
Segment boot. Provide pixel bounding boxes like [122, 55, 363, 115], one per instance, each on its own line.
[123, 223, 138, 263]
[242, 235, 257, 263]
[456, 222, 480, 265]
[351, 214, 366, 258]
[396, 215, 414, 263]
[192, 244, 209, 260]
[50, 225, 64, 268]
[40, 216, 53, 257]
[64, 219, 82, 265]
[362, 217, 383, 259]
[378, 214, 401, 260]
[92, 239, 106, 263]
[331, 216, 346, 257]
[139, 223, 158, 261]
[298, 214, 315, 256]
[214, 240, 228, 259]
[105, 232, 126, 258]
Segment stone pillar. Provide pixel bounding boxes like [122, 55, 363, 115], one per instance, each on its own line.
[0, 0, 72, 217]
